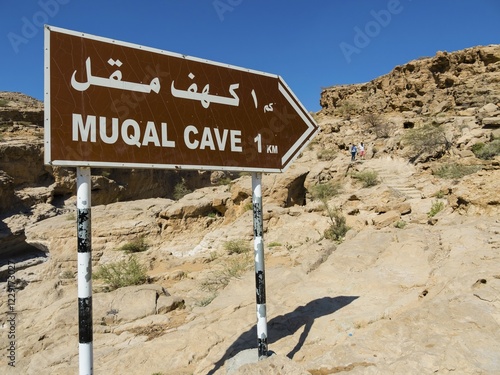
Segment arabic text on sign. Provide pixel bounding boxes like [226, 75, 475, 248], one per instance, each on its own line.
[71, 57, 161, 94]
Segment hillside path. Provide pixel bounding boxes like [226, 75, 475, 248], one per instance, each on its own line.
[360, 156, 422, 199]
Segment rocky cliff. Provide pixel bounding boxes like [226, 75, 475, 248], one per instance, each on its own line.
[0, 45, 499, 375]
[320, 44, 500, 117]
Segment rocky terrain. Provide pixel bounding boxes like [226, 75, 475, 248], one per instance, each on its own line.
[0, 44, 499, 374]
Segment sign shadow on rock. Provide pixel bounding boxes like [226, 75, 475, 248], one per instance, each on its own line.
[207, 295, 359, 374]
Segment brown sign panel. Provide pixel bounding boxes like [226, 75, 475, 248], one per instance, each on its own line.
[44, 26, 319, 172]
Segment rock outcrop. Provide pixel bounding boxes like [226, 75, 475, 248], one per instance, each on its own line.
[320, 45, 500, 116]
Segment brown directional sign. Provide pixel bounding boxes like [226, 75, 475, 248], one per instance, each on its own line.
[44, 26, 319, 172]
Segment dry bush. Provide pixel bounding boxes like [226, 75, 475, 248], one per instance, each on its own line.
[310, 182, 349, 242]
[352, 170, 380, 187]
[402, 123, 452, 162]
[362, 113, 392, 138]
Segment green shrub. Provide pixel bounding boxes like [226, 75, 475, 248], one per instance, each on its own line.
[221, 256, 250, 278]
[268, 242, 282, 247]
[60, 270, 75, 279]
[224, 239, 251, 255]
[0, 99, 9, 107]
[428, 200, 445, 218]
[200, 254, 251, 294]
[208, 251, 219, 262]
[311, 182, 349, 242]
[352, 170, 379, 187]
[317, 149, 337, 160]
[435, 190, 446, 199]
[471, 142, 485, 155]
[471, 139, 500, 160]
[120, 237, 148, 253]
[394, 220, 407, 229]
[216, 177, 232, 186]
[93, 256, 148, 291]
[433, 163, 481, 179]
[197, 293, 217, 307]
[324, 207, 349, 242]
[243, 201, 253, 212]
[310, 181, 342, 202]
[173, 181, 191, 200]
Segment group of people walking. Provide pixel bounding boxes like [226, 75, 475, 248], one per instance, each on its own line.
[350, 142, 365, 161]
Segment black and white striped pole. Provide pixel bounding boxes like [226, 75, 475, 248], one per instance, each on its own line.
[252, 172, 268, 359]
[77, 167, 93, 374]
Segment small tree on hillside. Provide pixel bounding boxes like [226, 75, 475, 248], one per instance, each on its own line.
[402, 123, 452, 163]
[362, 113, 390, 138]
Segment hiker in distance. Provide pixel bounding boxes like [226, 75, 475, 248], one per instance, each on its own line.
[358, 142, 365, 159]
[350, 143, 357, 161]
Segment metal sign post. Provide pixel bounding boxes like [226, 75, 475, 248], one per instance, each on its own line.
[252, 172, 268, 359]
[77, 167, 93, 374]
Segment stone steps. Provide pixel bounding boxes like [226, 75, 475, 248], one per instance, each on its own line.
[364, 158, 423, 200]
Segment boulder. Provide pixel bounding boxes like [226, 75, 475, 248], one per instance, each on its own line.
[482, 117, 500, 127]
[372, 210, 401, 228]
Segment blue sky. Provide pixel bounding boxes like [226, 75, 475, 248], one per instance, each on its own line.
[1, 0, 499, 112]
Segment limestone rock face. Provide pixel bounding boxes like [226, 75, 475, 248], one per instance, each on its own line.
[320, 45, 500, 117]
[0, 170, 15, 211]
[0, 91, 43, 125]
[448, 169, 500, 214]
[93, 284, 181, 324]
[0, 140, 46, 186]
[2, 170, 498, 375]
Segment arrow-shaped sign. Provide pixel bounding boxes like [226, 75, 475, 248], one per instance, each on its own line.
[45, 26, 319, 172]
